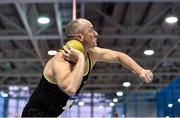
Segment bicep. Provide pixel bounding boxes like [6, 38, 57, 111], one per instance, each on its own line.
[52, 60, 72, 85]
[91, 47, 120, 63]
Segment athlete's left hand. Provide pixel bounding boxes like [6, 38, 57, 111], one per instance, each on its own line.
[138, 69, 153, 83]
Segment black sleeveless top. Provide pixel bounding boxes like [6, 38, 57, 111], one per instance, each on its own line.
[27, 53, 92, 116]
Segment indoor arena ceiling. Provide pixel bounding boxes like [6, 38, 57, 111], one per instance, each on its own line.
[0, 0, 180, 95]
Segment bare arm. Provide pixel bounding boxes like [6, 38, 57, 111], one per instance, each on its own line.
[52, 51, 85, 96]
[90, 47, 153, 83]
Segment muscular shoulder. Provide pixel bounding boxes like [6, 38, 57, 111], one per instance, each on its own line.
[89, 47, 104, 61]
[88, 47, 102, 65]
[89, 47, 107, 55]
[89, 47, 120, 63]
[52, 52, 67, 64]
[89, 47, 100, 53]
[51, 52, 72, 70]
[44, 52, 71, 80]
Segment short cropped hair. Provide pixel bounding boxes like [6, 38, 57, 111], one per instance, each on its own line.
[66, 18, 83, 39]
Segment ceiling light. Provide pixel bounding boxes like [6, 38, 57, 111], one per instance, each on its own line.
[9, 85, 19, 91]
[165, 116, 170, 118]
[9, 91, 17, 98]
[178, 98, 180, 103]
[123, 82, 131, 87]
[21, 86, 29, 91]
[165, 16, 178, 24]
[1, 92, 8, 98]
[48, 50, 57, 55]
[168, 103, 173, 108]
[116, 91, 123, 96]
[78, 101, 85, 106]
[37, 16, 50, 24]
[144, 49, 154, 56]
[109, 102, 115, 107]
[9, 86, 14, 91]
[113, 98, 118, 103]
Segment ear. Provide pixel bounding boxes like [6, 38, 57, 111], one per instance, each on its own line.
[75, 34, 84, 42]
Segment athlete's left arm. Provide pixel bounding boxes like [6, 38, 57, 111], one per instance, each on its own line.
[90, 47, 153, 83]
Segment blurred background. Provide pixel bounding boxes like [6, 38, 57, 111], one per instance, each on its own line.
[0, 0, 180, 117]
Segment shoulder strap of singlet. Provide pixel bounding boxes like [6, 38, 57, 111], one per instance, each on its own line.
[87, 52, 92, 75]
[44, 52, 92, 84]
[43, 74, 57, 84]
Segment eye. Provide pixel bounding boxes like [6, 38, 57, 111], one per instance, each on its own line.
[90, 27, 95, 32]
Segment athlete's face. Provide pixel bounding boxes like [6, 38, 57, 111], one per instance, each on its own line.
[79, 19, 98, 48]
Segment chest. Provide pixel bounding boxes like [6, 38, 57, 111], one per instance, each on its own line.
[70, 57, 90, 75]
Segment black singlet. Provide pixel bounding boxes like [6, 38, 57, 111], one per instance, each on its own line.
[22, 53, 92, 117]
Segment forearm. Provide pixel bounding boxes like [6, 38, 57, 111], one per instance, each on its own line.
[62, 56, 85, 94]
[92, 47, 153, 83]
[69, 57, 85, 89]
[118, 52, 143, 75]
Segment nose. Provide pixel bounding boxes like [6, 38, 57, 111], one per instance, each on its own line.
[94, 31, 98, 37]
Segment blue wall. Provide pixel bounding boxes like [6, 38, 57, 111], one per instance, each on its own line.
[157, 76, 180, 117]
[0, 96, 8, 117]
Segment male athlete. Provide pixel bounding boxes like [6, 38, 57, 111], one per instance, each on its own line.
[22, 18, 153, 117]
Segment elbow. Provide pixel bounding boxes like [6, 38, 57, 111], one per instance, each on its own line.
[65, 87, 76, 96]
[60, 84, 77, 97]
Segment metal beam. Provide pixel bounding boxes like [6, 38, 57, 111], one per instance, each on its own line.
[90, 72, 179, 76]
[0, 0, 179, 4]
[80, 1, 85, 17]
[1, 57, 180, 62]
[130, 4, 135, 32]
[89, 5, 127, 32]
[0, 58, 40, 62]
[152, 41, 180, 71]
[0, 85, 157, 93]
[84, 83, 166, 88]
[137, 4, 172, 33]
[15, 3, 45, 66]
[0, 12, 24, 32]
[0, 34, 179, 40]
[54, 3, 64, 47]
[0, 72, 179, 77]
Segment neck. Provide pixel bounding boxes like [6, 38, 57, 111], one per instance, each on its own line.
[83, 44, 91, 59]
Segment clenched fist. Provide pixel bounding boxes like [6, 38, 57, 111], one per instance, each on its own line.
[138, 69, 153, 83]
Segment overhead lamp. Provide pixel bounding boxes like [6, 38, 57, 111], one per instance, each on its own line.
[9, 85, 19, 91]
[37, 16, 50, 24]
[116, 91, 123, 96]
[109, 102, 115, 107]
[78, 101, 85, 106]
[123, 82, 131, 87]
[21, 86, 29, 91]
[1, 92, 8, 98]
[168, 103, 173, 108]
[165, 16, 178, 24]
[48, 50, 57, 56]
[113, 98, 118, 103]
[178, 98, 180, 103]
[144, 49, 154, 56]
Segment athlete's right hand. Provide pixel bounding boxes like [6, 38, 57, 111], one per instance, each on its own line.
[62, 44, 84, 63]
